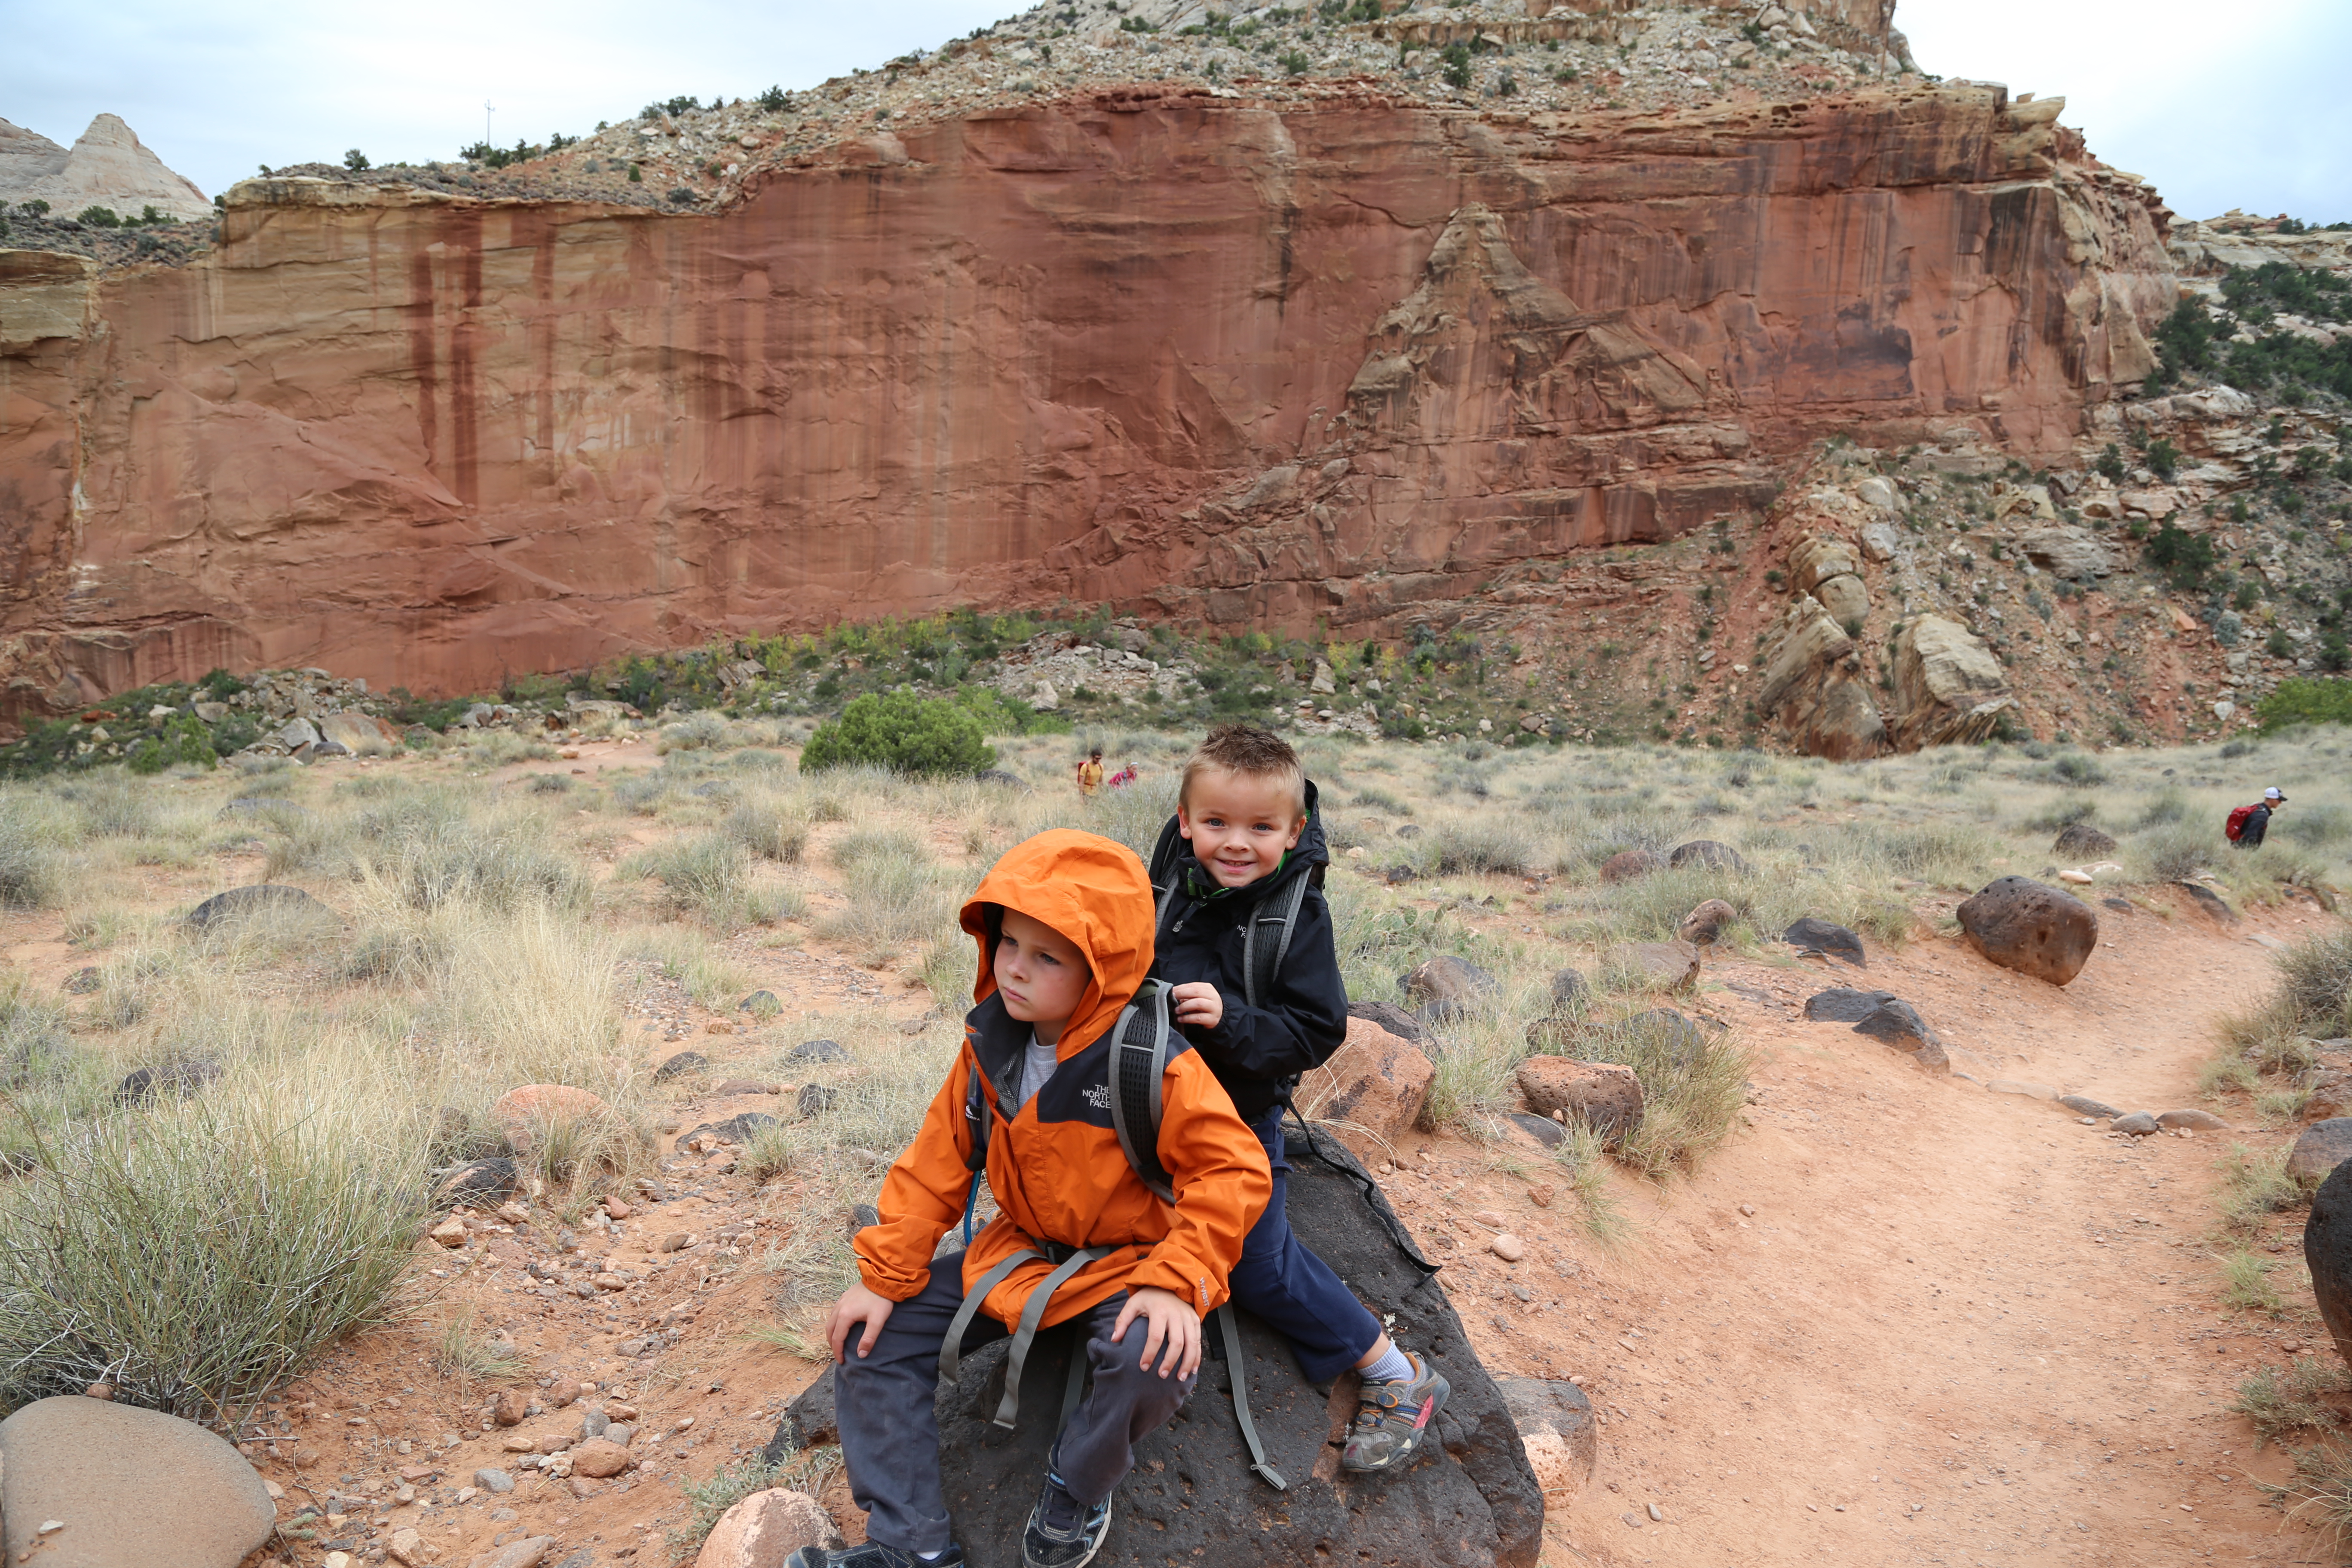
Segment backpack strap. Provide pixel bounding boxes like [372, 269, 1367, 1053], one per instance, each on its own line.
[1214, 1304, 1288, 1490]
[1241, 869, 1316, 1012]
[1147, 815, 1187, 943]
[1107, 981, 1177, 1205]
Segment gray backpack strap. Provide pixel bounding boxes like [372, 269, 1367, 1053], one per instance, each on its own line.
[938, 1249, 1038, 1386]
[995, 1245, 1113, 1429]
[1107, 981, 1176, 1204]
[1240, 872, 1314, 1011]
[1215, 1304, 1287, 1491]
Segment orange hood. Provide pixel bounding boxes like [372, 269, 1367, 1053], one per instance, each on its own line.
[959, 829, 1155, 1058]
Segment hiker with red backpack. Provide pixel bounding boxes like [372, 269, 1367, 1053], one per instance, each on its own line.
[2227, 787, 2287, 848]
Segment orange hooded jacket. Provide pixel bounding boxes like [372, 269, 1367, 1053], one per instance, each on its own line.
[852, 830, 1271, 1332]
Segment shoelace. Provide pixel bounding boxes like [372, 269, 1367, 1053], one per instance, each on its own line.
[1038, 1475, 1089, 1536]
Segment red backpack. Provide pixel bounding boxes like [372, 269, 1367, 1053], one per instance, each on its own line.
[2226, 803, 2259, 842]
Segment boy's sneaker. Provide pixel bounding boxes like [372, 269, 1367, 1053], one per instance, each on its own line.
[785, 1544, 965, 1568]
[1022, 1472, 1113, 1568]
[1341, 1351, 1450, 1474]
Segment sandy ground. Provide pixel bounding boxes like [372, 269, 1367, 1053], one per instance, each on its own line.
[4, 741, 2339, 1568]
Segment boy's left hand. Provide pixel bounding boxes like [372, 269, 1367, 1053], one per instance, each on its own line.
[1112, 1286, 1202, 1380]
[1170, 982, 1224, 1031]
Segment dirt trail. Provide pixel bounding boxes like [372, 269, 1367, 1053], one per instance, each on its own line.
[1509, 892, 2332, 1566]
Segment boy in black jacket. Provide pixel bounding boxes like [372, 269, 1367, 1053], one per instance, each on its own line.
[1145, 723, 1450, 1474]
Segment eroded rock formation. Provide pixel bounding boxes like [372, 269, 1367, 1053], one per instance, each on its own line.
[0, 115, 210, 222]
[0, 83, 2171, 711]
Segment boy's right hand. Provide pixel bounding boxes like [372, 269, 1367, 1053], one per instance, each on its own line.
[1170, 981, 1224, 1031]
[828, 1283, 897, 1362]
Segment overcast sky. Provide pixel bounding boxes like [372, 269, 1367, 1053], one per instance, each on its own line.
[6, 0, 2344, 225]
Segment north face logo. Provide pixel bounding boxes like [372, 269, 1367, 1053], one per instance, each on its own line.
[1082, 1084, 1113, 1110]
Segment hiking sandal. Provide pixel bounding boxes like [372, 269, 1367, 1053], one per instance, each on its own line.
[1340, 1351, 1450, 1474]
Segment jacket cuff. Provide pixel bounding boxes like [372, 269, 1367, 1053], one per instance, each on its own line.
[1127, 1249, 1228, 1315]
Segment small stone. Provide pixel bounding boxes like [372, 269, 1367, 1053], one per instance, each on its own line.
[493, 1388, 528, 1426]
[1677, 898, 1739, 947]
[1803, 987, 1897, 1022]
[473, 1467, 516, 1493]
[738, 990, 782, 1014]
[1490, 1234, 1526, 1262]
[1647, 1502, 1664, 1521]
[1783, 916, 1867, 966]
[696, 1487, 845, 1567]
[1739, 1203, 1756, 1217]
[83, 1381, 114, 1400]
[660, 1233, 694, 1253]
[430, 1218, 468, 1247]
[1527, 1184, 1556, 1208]
[2290, 1119, 2352, 1189]
[570, 1438, 631, 1479]
[653, 1050, 709, 1082]
[602, 1197, 633, 1221]
[2159, 1109, 2229, 1131]
[796, 1084, 838, 1118]
[389, 1526, 426, 1565]
[2110, 1111, 2161, 1136]
[2058, 869, 2094, 885]
[545, 1378, 584, 1408]
[2059, 1094, 2122, 1119]
[1599, 849, 1663, 884]
[787, 1038, 851, 1065]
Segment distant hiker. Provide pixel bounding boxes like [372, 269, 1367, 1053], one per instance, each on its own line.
[1075, 748, 1105, 799]
[2227, 787, 2287, 849]
[1106, 762, 1140, 790]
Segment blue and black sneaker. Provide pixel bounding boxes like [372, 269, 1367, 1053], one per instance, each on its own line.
[785, 1542, 965, 1568]
[1021, 1471, 1113, 1568]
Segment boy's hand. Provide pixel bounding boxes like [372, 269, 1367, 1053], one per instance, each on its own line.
[1170, 982, 1224, 1032]
[1112, 1286, 1203, 1380]
[828, 1283, 897, 1362]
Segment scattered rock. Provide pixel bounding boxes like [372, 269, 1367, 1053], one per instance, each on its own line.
[1668, 840, 1749, 873]
[769, 1129, 1542, 1568]
[674, 1112, 782, 1153]
[184, 883, 329, 930]
[62, 965, 101, 995]
[1295, 1017, 1435, 1159]
[1493, 1378, 1597, 1496]
[1782, 917, 1866, 966]
[436, 1157, 519, 1206]
[1547, 969, 1586, 1011]
[2057, 869, 2094, 886]
[114, 1058, 222, 1106]
[0, 1395, 276, 1568]
[653, 1050, 709, 1082]
[785, 1038, 850, 1065]
[1611, 941, 1700, 994]
[1516, 1059, 1644, 1143]
[1400, 956, 1499, 1021]
[1504, 1112, 1564, 1149]
[2110, 1112, 2161, 1137]
[1802, 987, 1896, 1023]
[1853, 1000, 1949, 1072]
[481, 1539, 556, 1568]
[493, 1388, 528, 1427]
[1956, 877, 2098, 986]
[738, 991, 782, 1014]
[2158, 1109, 2229, 1131]
[795, 1084, 838, 1119]
[2175, 881, 2239, 924]
[1489, 1233, 1526, 1262]
[1676, 899, 1739, 947]
[2058, 1094, 2123, 1119]
[492, 1084, 612, 1156]
[473, 1467, 516, 1493]
[1347, 1000, 1427, 1043]
[974, 769, 1029, 790]
[2052, 822, 2119, 857]
[2306, 1159, 2352, 1366]
[1888, 615, 2012, 748]
[2291, 1119, 2352, 1190]
[695, 1488, 844, 1568]
[1599, 849, 1663, 884]
[572, 1439, 633, 1478]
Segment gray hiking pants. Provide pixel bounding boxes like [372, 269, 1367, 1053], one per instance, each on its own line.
[835, 1250, 1197, 1554]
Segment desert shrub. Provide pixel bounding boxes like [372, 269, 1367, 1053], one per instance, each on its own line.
[2285, 803, 2352, 848]
[0, 1094, 424, 1421]
[0, 803, 62, 910]
[2260, 678, 2352, 733]
[358, 797, 591, 912]
[2215, 1142, 2302, 1237]
[723, 800, 806, 862]
[2234, 1357, 2352, 1446]
[628, 833, 763, 926]
[128, 715, 219, 775]
[802, 693, 993, 778]
[2271, 928, 2352, 1038]
[657, 712, 732, 754]
[1570, 1011, 1754, 1181]
[434, 1310, 530, 1382]
[822, 831, 951, 963]
[2136, 823, 2214, 883]
[1427, 816, 1536, 877]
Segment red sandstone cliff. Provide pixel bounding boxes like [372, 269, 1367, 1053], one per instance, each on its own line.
[0, 83, 2171, 710]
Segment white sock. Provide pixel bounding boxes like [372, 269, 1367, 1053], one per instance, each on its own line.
[1360, 1343, 1413, 1384]
[918, 1553, 944, 1562]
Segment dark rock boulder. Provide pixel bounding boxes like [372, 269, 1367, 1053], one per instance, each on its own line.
[796, 1084, 839, 1118]
[2175, 881, 2238, 924]
[787, 1038, 851, 1065]
[674, 1112, 783, 1153]
[1504, 1112, 1565, 1149]
[1957, 877, 2098, 985]
[738, 990, 782, 1014]
[2110, 1111, 2160, 1136]
[2291, 1119, 2352, 1190]
[974, 769, 1030, 790]
[115, 1060, 222, 1107]
[1852, 1000, 1949, 1072]
[184, 884, 328, 930]
[1803, 988, 1897, 1023]
[1668, 839, 1749, 873]
[2307, 1158, 2352, 1368]
[2052, 822, 2118, 857]
[1401, 955, 1498, 1024]
[434, 1157, 519, 1207]
[767, 1130, 1544, 1568]
[62, 966, 101, 995]
[1782, 918, 1866, 966]
[653, 1050, 708, 1082]
[1349, 1000, 1427, 1044]
[1676, 899, 1739, 947]
[2058, 1094, 2122, 1119]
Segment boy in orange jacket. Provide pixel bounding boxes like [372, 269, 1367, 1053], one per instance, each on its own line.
[794, 830, 1271, 1568]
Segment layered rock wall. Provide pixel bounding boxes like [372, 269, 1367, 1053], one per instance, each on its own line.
[0, 84, 2171, 707]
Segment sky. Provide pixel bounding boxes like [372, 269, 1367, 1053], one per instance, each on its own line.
[5, 0, 2346, 225]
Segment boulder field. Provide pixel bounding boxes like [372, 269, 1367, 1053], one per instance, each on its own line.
[0, 83, 2168, 712]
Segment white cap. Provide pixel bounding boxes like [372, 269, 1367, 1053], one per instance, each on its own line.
[2265, 787, 2286, 801]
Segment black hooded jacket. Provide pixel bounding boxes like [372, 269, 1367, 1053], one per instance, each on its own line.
[1144, 780, 1350, 1125]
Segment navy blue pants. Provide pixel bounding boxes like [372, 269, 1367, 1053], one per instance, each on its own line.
[834, 1252, 1196, 1555]
[1225, 1109, 1384, 1384]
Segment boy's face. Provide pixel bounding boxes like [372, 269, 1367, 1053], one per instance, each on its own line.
[993, 908, 1092, 1043]
[1178, 767, 1305, 888]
